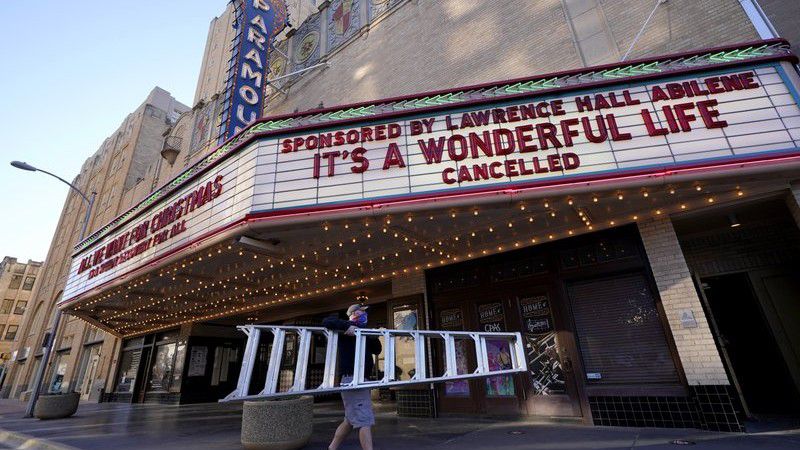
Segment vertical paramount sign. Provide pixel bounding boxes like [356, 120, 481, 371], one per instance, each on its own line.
[219, 0, 287, 143]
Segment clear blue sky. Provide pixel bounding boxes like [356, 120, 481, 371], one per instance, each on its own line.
[0, 1, 226, 262]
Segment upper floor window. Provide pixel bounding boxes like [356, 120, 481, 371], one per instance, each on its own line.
[14, 301, 27, 315]
[1, 299, 12, 315]
[8, 275, 22, 290]
[22, 276, 35, 290]
[4, 325, 18, 341]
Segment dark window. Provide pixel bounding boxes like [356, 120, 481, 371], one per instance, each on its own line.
[116, 349, 142, 393]
[148, 343, 177, 392]
[8, 275, 21, 290]
[431, 267, 481, 293]
[489, 256, 548, 282]
[4, 325, 18, 340]
[560, 238, 637, 270]
[22, 276, 35, 290]
[14, 301, 26, 315]
[0, 300, 12, 315]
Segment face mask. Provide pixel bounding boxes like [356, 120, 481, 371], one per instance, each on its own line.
[352, 312, 368, 326]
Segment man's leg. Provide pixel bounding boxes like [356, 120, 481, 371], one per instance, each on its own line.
[358, 426, 373, 450]
[329, 419, 351, 450]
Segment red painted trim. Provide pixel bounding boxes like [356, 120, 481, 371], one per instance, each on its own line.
[61, 151, 800, 308]
[72, 39, 797, 256]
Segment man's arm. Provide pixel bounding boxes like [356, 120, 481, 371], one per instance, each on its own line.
[367, 336, 382, 355]
[322, 316, 356, 335]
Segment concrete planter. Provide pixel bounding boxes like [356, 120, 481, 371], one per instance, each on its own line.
[241, 396, 313, 450]
[34, 392, 79, 420]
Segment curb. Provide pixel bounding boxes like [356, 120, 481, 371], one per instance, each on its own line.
[0, 429, 79, 450]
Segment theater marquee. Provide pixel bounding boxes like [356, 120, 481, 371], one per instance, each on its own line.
[62, 45, 800, 305]
[258, 67, 799, 212]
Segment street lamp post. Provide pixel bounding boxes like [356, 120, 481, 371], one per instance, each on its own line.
[10, 161, 96, 418]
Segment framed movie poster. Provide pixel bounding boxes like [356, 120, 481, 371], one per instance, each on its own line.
[477, 301, 515, 397]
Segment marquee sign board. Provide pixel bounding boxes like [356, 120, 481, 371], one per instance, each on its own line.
[62, 145, 261, 302]
[253, 66, 800, 212]
[62, 56, 800, 305]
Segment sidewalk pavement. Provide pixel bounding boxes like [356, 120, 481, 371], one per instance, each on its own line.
[1, 398, 799, 450]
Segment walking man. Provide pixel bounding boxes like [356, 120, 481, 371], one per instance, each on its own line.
[323, 304, 382, 450]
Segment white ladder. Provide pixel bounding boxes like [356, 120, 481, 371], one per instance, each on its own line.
[222, 325, 527, 402]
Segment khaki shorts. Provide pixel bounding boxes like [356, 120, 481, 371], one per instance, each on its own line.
[340, 376, 375, 428]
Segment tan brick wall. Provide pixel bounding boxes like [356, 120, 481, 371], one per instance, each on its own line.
[601, 0, 758, 61]
[392, 273, 426, 297]
[265, 0, 759, 116]
[637, 217, 728, 385]
[268, 0, 583, 115]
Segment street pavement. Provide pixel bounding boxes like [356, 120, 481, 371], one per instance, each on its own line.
[1, 398, 799, 450]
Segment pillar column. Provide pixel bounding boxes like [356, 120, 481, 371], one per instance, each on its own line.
[638, 217, 742, 431]
[785, 181, 800, 228]
[390, 272, 434, 418]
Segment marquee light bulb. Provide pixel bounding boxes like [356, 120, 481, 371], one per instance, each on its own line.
[617, 193, 624, 200]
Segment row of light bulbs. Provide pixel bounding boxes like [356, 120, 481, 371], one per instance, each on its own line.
[76, 182, 747, 336]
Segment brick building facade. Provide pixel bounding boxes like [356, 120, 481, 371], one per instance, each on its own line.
[4, 0, 800, 432]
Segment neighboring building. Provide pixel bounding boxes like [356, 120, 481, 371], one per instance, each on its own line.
[7, 0, 800, 434]
[0, 257, 41, 392]
[3, 88, 188, 401]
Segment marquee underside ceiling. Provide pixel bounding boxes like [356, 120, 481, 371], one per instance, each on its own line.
[64, 172, 795, 337]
